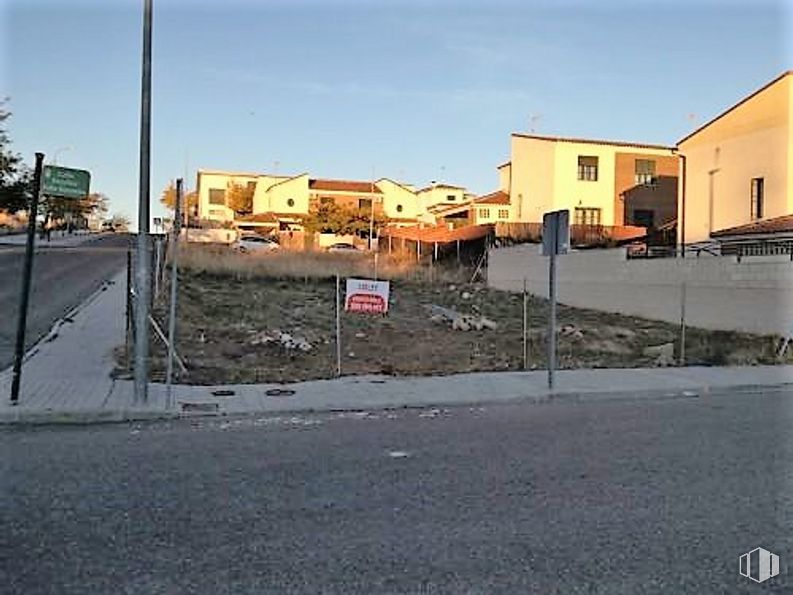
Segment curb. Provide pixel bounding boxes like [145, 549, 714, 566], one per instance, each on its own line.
[2, 381, 790, 427]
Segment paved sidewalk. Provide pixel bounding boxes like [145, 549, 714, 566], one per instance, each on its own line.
[0, 269, 127, 421]
[0, 230, 108, 248]
[1, 265, 792, 424]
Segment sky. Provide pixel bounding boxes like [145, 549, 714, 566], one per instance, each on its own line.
[1, 0, 791, 228]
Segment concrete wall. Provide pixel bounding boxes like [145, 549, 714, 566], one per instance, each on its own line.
[376, 179, 421, 220]
[510, 135, 677, 226]
[197, 171, 258, 221]
[678, 74, 791, 243]
[488, 244, 793, 335]
[267, 174, 310, 215]
[510, 136, 555, 222]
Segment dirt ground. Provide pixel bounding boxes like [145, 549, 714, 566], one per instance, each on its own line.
[131, 267, 784, 385]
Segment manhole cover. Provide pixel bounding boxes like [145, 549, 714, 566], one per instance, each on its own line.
[180, 402, 221, 413]
[265, 388, 296, 397]
[211, 389, 236, 397]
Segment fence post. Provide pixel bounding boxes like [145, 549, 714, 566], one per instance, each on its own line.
[523, 278, 529, 370]
[166, 178, 183, 407]
[679, 280, 687, 366]
[125, 248, 133, 366]
[335, 274, 342, 377]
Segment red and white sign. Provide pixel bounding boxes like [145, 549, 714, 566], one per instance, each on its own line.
[345, 278, 390, 314]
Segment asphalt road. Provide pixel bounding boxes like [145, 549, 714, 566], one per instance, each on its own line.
[4, 391, 792, 594]
[0, 234, 131, 370]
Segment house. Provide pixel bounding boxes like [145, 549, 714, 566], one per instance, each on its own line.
[195, 169, 468, 234]
[504, 134, 678, 229]
[677, 71, 793, 246]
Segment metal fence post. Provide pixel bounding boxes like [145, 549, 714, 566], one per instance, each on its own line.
[336, 274, 342, 377]
[523, 278, 529, 370]
[10, 152, 44, 405]
[679, 280, 687, 366]
[166, 178, 183, 407]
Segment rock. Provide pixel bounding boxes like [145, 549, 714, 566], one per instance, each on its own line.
[461, 291, 472, 300]
[448, 284, 457, 291]
[643, 342, 675, 366]
[429, 314, 445, 324]
[480, 317, 498, 330]
[348, 351, 356, 358]
[452, 318, 471, 331]
[354, 332, 366, 338]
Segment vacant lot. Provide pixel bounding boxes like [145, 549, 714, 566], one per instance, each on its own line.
[118, 247, 786, 385]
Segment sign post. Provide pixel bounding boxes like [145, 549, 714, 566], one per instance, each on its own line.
[542, 210, 569, 390]
[10, 153, 45, 405]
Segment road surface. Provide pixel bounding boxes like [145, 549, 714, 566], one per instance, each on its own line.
[0, 234, 131, 370]
[4, 391, 792, 594]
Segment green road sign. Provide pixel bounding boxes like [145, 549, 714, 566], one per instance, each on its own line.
[42, 165, 91, 199]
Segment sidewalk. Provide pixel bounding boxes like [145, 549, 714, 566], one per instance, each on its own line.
[0, 230, 107, 248]
[1, 268, 792, 424]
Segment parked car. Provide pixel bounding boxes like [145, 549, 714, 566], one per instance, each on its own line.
[237, 235, 280, 253]
[326, 242, 361, 254]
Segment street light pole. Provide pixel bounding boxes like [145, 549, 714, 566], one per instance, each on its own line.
[134, 0, 153, 403]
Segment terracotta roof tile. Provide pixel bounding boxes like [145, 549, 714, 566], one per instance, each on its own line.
[512, 133, 674, 152]
[711, 214, 793, 238]
[309, 178, 382, 193]
[475, 191, 510, 205]
[381, 224, 492, 243]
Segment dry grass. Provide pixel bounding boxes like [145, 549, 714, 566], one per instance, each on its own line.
[177, 243, 459, 283]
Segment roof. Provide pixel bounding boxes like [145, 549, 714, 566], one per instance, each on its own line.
[236, 212, 303, 223]
[197, 168, 264, 178]
[678, 71, 793, 146]
[381, 223, 493, 243]
[512, 133, 674, 152]
[474, 190, 510, 205]
[710, 213, 793, 238]
[309, 178, 382, 194]
[417, 183, 466, 193]
[497, 161, 511, 169]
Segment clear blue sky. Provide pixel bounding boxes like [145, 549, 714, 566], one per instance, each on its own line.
[1, 0, 790, 227]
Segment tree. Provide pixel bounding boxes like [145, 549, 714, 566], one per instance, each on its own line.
[226, 182, 254, 217]
[110, 213, 131, 232]
[302, 201, 387, 236]
[0, 99, 31, 213]
[159, 181, 197, 213]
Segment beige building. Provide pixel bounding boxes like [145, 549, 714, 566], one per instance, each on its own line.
[677, 71, 793, 245]
[196, 169, 467, 231]
[503, 134, 678, 228]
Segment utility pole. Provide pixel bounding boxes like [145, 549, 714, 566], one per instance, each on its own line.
[134, 0, 153, 403]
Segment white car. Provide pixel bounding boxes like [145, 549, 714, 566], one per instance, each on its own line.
[237, 235, 280, 253]
[326, 242, 361, 254]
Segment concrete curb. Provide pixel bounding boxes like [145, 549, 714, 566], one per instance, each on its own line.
[2, 380, 790, 427]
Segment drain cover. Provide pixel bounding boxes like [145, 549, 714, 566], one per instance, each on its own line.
[265, 388, 296, 397]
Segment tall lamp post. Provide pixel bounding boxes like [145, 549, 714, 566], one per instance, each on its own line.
[134, 0, 153, 403]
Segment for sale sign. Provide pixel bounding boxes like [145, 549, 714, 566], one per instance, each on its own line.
[345, 278, 390, 314]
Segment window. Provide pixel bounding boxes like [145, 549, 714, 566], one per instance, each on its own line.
[577, 156, 598, 181]
[208, 188, 226, 205]
[320, 196, 333, 205]
[635, 159, 656, 186]
[246, 181, 256, 192]
[498, 209, 509, 219]
[359, 198, 372, 211]
[396, 204, 403, 213]
[447, 194, 456, 201]
[574, 207, 601, 226]
[287, 198, 295, 207]
[478, 208, 490, 218]
[751, 178, 764, 219]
